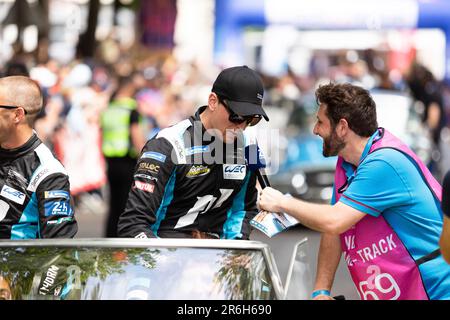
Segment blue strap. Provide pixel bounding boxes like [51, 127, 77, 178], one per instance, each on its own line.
[311, 289, 331, 299]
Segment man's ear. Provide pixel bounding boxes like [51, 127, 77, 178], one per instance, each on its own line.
[14, 108, 26, 124]
[207, 93, 219, 112]
[336, 118, 349, 137]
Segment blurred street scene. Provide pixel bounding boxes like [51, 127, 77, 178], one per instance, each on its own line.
[2, 0, 450, 300]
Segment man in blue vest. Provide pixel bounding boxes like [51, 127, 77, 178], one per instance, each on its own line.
[259, 83, 450, 299]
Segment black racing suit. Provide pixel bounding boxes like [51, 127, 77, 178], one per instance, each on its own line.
[0, 134, 77, 239]
[118, 106, 262, 239]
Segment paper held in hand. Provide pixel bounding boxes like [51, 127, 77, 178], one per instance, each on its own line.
[250, 210, 300, 238]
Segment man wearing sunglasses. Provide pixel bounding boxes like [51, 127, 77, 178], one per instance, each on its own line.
[0, 76, 77, 239]
[118, 66, 269, 239]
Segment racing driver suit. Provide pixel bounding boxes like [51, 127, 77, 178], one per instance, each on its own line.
[118, 106, 262, 239]
[0, 133, 77, 239]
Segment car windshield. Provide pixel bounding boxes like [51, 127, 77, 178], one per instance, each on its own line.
[0, 240, 279, 300]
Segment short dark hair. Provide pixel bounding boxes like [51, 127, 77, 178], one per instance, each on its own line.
[315, 83, 378, 137]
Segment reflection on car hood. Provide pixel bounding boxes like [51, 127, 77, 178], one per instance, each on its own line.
[0, 239, 284, 300]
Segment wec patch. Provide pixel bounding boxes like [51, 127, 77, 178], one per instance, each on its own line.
[44, 200, 73, 217]
[0, 185, 26, 205]
[223, 164, 246, 180]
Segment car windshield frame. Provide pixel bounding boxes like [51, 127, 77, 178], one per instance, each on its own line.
[0, 238, 284, 300]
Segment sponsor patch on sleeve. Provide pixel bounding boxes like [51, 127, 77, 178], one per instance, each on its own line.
[46, 217, 74, 225]
[133, 173, 158, 182]
[44, 190, 70, 200]
[141, 151, 166, 163]
[44, 200, 73, 217]
[133, 181, 155, 193]
[138, 162, 160, 174]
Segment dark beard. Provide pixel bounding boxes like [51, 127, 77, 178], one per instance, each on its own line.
[322, 129, 345, 157]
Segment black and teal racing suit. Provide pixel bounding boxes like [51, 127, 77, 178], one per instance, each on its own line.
[118, 106, 263, 239]
[0, 133, 77, 239]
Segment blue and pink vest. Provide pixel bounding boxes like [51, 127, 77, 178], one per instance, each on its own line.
[334, 128, 442, 300]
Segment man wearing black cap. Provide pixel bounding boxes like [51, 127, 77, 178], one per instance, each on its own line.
[118, 66, 269, 239]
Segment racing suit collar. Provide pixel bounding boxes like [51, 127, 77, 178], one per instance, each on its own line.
[192, 105, 207, 123]
[0, 133, 41, 159]
[191, 106, 213, 143]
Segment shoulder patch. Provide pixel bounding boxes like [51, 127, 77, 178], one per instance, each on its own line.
[141, 151, 167, 162]
[156, 119, 191, 164]
[27, 144, 67, 192]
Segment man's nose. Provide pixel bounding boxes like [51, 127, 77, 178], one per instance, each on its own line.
[313, 124, 319, 135]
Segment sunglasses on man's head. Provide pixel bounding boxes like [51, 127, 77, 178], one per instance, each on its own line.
[0, 105, 27, 114]
[219, 98, 262, 127]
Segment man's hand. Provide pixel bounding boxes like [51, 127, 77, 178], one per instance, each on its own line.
[258, 187, 285, 213]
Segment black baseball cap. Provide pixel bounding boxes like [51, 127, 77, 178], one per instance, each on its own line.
[212, 66, 269, 121]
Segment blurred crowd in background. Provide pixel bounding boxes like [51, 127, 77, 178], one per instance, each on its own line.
[1, 42, 219, 217]
[1, 0, 450, 236]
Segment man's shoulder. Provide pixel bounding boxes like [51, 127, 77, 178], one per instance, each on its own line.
[27, 143, 68, 192]
[361, 147, 423, 182]
[365, 147, 411, 166]
[145, 119, 193, 164]
[156, 119, 193, 138]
